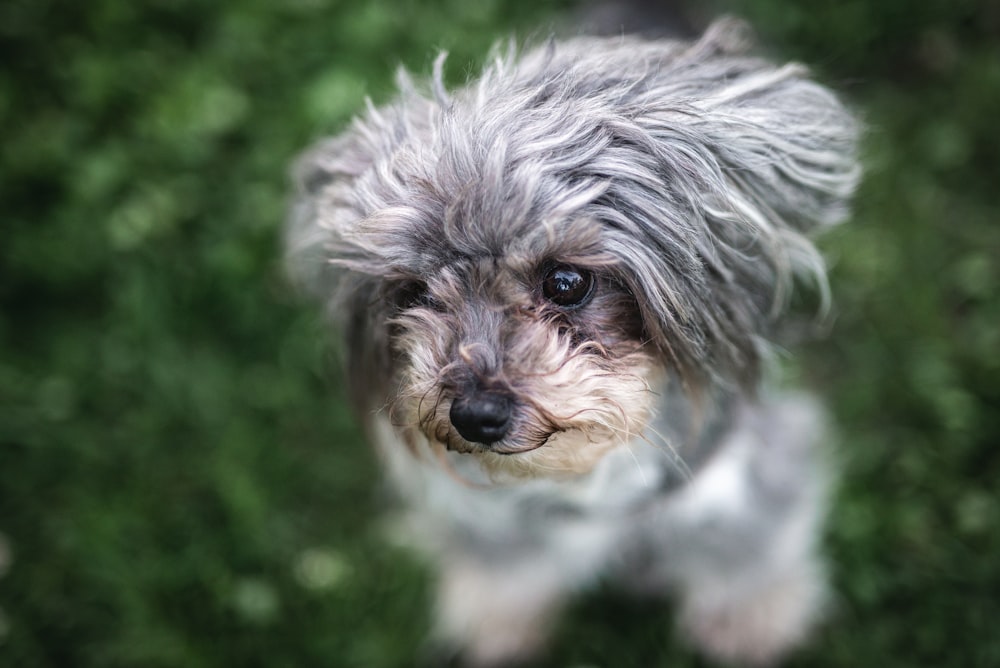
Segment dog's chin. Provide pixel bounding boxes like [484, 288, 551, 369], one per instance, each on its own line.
[431, 426, 631, 480]
[441, 432, 556, 457]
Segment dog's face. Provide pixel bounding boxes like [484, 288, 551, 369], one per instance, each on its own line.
[380, 218, 657, 478]
[288, 21, 860, 479]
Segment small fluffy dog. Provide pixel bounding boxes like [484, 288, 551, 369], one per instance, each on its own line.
[287, 18, 860, 666]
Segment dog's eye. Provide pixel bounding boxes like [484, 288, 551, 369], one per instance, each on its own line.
[542, 265, 594, 308]
[395, 281, 439, 310]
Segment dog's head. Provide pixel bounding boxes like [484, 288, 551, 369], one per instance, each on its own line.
[288, 19, 860, 479]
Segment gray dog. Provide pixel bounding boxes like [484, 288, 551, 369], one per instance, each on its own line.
[287, 18, 860, 666]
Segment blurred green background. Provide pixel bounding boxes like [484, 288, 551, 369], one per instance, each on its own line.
[1, 0, 998, 666]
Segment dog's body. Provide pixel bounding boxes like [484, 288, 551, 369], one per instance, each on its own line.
[288, 19, 859, 665]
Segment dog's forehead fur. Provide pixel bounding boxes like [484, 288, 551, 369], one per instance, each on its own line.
[345, 44, 715, 274]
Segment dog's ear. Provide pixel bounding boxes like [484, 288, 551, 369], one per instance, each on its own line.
[671, 22, 862, 328]
[684, 19, 861, 235]
[284, 75, 444, 410]
[285, 123, 402, 411]
[285, 128, 379, 297]
[618, 18, 861, 253]
[591, 19, 861, 388]
[285, 75, 439, 294]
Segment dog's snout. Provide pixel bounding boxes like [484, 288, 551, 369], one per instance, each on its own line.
[449, 391, 512, 445]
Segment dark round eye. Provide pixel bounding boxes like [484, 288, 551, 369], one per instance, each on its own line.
[542, 265, 594, 308]
[395, 281, 438, 310]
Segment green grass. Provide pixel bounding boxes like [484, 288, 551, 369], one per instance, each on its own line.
[1, 1, 998, 666]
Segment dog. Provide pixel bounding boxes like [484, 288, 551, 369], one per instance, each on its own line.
[286, 17, 860, 666]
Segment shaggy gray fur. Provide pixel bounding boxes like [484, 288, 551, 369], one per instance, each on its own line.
[287, 17, 861, 666]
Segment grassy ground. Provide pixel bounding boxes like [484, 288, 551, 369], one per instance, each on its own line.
[2, 1, 998, 666]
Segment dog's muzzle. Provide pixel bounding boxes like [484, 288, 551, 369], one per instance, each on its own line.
[449, 390, 512, 445]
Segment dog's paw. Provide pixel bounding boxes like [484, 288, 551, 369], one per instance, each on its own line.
[678, 564, 826, 666]
[431, 561, 563, 667]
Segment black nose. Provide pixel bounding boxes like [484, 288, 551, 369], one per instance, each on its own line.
[449, 391, 512, 445]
